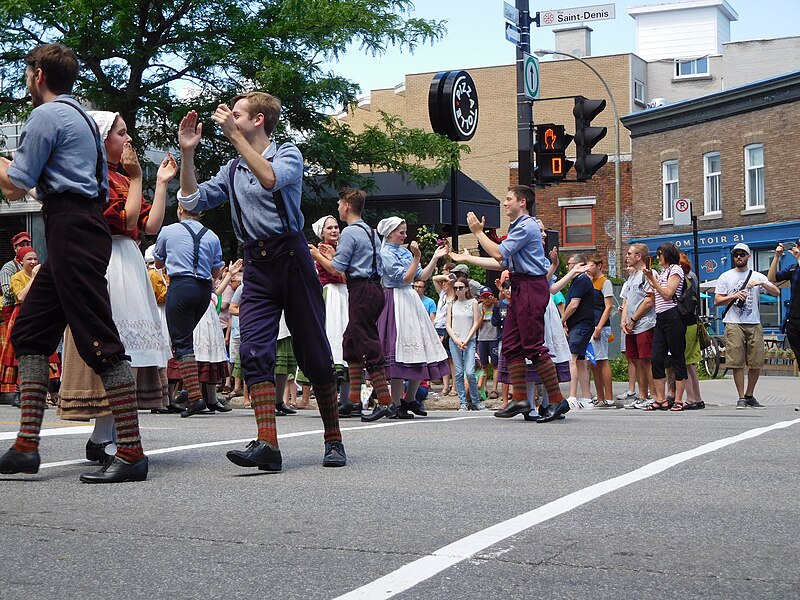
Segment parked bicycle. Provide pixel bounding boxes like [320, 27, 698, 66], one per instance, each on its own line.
[699, 314, 725, 378]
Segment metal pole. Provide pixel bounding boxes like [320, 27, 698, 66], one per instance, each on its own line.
[451, 165, 459, 251]
[516, 0, 534, 210]
[534, 49, 622, 274]
[692, 213, 702, 314]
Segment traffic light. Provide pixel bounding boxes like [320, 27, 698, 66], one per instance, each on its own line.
[534, 123, 573, 183]
[573, 96, 608, 181]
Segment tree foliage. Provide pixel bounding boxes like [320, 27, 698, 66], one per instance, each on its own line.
[0, 0, 464, 202]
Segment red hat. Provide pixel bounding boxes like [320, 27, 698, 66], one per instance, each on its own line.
[11, 232, 31, 247]
[15, 246, 35, 263]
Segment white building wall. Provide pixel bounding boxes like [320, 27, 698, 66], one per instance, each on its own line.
[635, 6, 722, 60]
[721, 37, 800, 89]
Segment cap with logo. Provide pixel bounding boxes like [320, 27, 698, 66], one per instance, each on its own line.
[478, 287, 493, 297]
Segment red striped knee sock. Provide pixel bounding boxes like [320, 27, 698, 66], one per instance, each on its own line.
[177, 354, 202, 403]
[12, 355, 50, 453]
[507, 359, 530, 404]
[367, 368, 393, 406]
[532, 356, 565, 404]
[347, 365, 364, 405]
[250, 381, 278, 447]
[100, 361, 145, 462]
[313, 378, 341, 443]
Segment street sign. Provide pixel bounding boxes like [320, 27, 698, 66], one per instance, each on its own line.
[523, 53, 540, 100]
[503, 2, 519, 24]
[537, 3, 615, 27]
[674, 197, 692, 226]
[505, 22, 520, 44]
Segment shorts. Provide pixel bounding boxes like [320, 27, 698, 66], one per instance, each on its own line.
[592, 326, 612, 361]
[477, 339, 499, 366]
[724, 323, 764, 369]
[568, 322, 594, 359]
[436, 327, 451, 358]
[229, 335, 241, 365]
[625, 328, 654, 360]
[684, 324, 702, 365]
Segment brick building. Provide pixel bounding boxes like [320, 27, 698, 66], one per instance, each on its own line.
[622, 70, 800, 329]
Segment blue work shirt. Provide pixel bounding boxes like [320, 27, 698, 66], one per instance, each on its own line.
[178, 142, 304, 241]
[381, 243, 422, 288]
[498, 215, 548, 276]
[7, 95, 109, 200]
[153, 219, 224, 280]
[331, 220, 383, 278]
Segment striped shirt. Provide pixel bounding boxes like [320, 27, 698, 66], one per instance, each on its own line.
[655, 265, 684, 314]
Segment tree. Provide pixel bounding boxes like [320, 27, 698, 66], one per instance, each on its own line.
[0, 0, 463, 191]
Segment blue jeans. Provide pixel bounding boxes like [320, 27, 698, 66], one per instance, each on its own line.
[450, 337, 479, 408]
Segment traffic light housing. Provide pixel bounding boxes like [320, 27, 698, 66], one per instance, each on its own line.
[534, 124, 573, 183]
[573, 96, 608, 181]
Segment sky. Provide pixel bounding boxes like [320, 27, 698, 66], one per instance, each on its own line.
[324, 0, 800, 97]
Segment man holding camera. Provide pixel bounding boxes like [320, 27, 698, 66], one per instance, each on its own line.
[767, 239, 800, 411]
[714, 243, 779, 409]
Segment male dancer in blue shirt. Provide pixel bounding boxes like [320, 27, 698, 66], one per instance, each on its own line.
[0, 44, 148, 482]
[453, 185, 569, 423]
[177, 92, 345, 470]
[310, 187, 399, 421]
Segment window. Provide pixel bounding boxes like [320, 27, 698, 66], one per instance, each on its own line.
[755, 250, 779, 328]
[634, 80, 645, 104]
[703, 152, 721, 214]
[674, 57, 709, 78]
[745, 144, 765, 209]
[662, 160, 679, 220]
[562, 206, 594, 246]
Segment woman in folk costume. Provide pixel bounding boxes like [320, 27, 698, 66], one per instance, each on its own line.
[310, 215, 350, 401]
[376, 217, 450, 417]
[1, 248, 61, 392]
[57, 111, 175, 465]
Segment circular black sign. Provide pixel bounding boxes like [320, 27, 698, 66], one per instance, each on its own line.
[428, 70, 479, 142]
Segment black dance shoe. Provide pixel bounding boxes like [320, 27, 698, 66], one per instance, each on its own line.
[493, 401, 531, 419]
[276, 402, 297, 415]
[180, 399, 207, 418]
[402, 400, 427, 416]
[537, 399, 571, 423]
[79, 455, 148, 483]
[0, 447, 40, 475]
[338, 402, 363, 418]
[360, 404, 396, 422]
[226, 440, 282, 472]
[322, 441, 347, 467]
[85, 440, 115, 465]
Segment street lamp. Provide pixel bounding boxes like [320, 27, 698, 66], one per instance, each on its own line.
[534, 49, 623, 276]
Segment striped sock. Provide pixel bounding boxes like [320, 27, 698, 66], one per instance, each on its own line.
[100, 361, 145, 462]
[313, 378, 341, 443]
[177, 354, 202, 403]
[532, 356, 565, 404]
[368, 368, 393, 406]
[507, 360, 530, 404]
[250, 381, 278, 447]
[12, 355, 50, 453]
[347, 365, 364, 405]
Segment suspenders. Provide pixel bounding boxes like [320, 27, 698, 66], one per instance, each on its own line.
[179, 221, 209, 278]
[228, 150, 289, 241]
[53, 99, 107, 204]
[353, 222, 379, 278]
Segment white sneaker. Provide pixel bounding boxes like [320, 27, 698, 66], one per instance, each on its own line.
[566, 396, 579, 409]
[633, 398, 653, 409]
[617, 390, 637, 401]
[577, 398, 595, 410]
[623, 398, 640, 409]
[458, 406, 468, 412]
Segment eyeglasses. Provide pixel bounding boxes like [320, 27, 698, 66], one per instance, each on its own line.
[454, 286, 466, 290]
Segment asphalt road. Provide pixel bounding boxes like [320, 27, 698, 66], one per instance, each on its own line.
[1, 377, 798, 599]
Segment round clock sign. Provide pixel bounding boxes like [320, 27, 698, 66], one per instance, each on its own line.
[428, 70, 479, 142]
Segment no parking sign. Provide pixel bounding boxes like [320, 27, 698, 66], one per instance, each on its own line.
[673, 197, 692, 226]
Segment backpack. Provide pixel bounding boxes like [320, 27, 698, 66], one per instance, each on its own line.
[676, 272, 698, 325]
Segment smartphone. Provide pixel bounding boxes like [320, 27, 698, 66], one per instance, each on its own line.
[645, 256, 652, 269]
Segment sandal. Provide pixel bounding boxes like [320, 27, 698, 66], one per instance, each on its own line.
[670, 402, 684, 411]
[489, 390, 499, 400]
[645, 400, 670, 411]
[225, 388, 243, 400]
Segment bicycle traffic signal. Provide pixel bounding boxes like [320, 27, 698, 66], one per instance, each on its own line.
[573, 96, 608, 181]
[534, 123, 573, 183]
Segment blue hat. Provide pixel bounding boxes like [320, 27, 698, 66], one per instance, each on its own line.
[479, 287, 493, 297]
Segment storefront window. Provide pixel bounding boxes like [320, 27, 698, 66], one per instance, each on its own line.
[756, 249, 779, 328]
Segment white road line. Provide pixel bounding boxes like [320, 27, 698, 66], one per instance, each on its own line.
[36, 415, 482, 469]
[0, 425, 94, 441]
[333, 417, 800, 600]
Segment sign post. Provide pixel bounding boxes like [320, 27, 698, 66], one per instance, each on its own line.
[674, 198, 702, 313]
[523, 53, 540, 100]
[673, 197, 692, 226]
[536, 3, 615, 27]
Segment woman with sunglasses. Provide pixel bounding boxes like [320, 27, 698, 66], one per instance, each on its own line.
[644, 242, 687, 410]
[446, 277, 483, 410]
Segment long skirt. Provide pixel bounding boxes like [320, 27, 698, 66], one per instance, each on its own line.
[58, 236, 171, 421]
[498, 297, 571, 384]
[377, 286, 449, 380]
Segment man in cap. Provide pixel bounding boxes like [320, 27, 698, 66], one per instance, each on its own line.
[0, 232, 33, 405]
[714, 243, 779, 409]
[449, 263, 483, 297]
